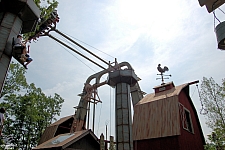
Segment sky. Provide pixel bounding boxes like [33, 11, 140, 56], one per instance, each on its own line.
[13, 0, 225, 141]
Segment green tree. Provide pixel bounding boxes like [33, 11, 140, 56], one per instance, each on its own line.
[0, 61, 28, 97]
[0, 62, 64, 149]
[24, 0, 59, 40]
[200, 77, 225, 150]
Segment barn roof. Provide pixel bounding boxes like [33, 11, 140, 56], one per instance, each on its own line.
[133, 82, 192, 140]
[50, 115, 74, 126]
[133, 81, 205, 145]
[33, 129, 98, 149]
[38, 115, 74, 144]
[137, 82, 188, 105]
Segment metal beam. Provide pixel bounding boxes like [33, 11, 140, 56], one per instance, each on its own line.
[54, 29, 110, 66]
[47, 33, 106, 70]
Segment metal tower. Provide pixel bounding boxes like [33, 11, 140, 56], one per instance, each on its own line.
[0, 0, 40, 95]
[108, 67, 139, 150]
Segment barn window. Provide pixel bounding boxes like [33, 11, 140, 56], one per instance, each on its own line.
[179, 103, 194, 133]
[183, 108, 194, 133]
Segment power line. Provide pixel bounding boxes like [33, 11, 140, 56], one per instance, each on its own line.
[54, 29, 109, 68]
[55, 36, 96, 72]
[191, 85, 196, 97]
[60, 36, 110, 80]
[48, 33, 106, 70]
[60, 31, 115, 59]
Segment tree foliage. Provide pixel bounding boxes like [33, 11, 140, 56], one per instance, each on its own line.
[23, 0, 59, 40]
[200, 77, 225, 150]
[1, 62, 28, 97]
[0, 62, 64, 149]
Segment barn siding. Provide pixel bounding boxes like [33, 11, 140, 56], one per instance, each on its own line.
[134, 136, 179, 150]
[133, 95, 180, 140]
[67, 134, 99, 150]
[133, 83, 205, 150]
[178, 90, 205, 150]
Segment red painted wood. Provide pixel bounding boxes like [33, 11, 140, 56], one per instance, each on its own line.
[133, 84, 205, 150]
[177, 90, 205, 150]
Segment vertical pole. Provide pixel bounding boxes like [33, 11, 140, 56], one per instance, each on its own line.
[106, 124, 108, 150]
[92, 88, 96, 133]
[87, 101, 90, 129]
[109, 136, 114, 150]
[106, 124, 108, 141]
[161, 73, 164, 84]
[100, 133, 105, 150]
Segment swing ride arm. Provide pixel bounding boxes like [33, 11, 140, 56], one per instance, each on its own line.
[71, 62, 145, 133]
[28, 11, 145, 133]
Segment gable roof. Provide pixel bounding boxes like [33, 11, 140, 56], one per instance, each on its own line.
[50, 115, 74, 126]
[34, 129, 99, 149]
[38, 115, 74, 144]
[137, 83, 188, 105]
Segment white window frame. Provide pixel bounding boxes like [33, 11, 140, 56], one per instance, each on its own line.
[179, 103, 194, 134]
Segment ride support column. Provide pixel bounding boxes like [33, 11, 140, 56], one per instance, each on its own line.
[0, 0, 40, 95]
[108, 69, 138, 150]
[0, 12, 22, 95]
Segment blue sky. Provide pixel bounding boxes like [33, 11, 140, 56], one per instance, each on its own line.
[15, 0, 225, 140]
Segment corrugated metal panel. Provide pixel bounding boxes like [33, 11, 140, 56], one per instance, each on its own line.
[0, 13, 22, 56]
[0, 53, 10, 67]
[5, 14, 22, 55]
[133, 96, 180, 140]
[12, 16, 22, 34]
[115, 83, 133, 150]
[0, 13, 16, 53]
[0, 0, 40, 33]
[0, 12, 22, 94]
[0, 27, 10, 52]
[25, 0, 41, 18]
[0, 54, 10, 92]
[1, 13, 16, 28]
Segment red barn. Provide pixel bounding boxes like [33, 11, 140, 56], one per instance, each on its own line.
[133, 82, 205, 150]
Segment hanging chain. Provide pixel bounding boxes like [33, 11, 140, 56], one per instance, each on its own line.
[212, 0, 221, 30]
[218, 8, 225, 15]
[196, 84, 208, 115]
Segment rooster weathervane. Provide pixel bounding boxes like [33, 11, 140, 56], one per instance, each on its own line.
[156, 64, 171, 85]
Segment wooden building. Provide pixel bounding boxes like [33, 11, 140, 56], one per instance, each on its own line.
[39, 115, 74, 144]
[132, 82, 205, 150]
[33, 129, 100, 150]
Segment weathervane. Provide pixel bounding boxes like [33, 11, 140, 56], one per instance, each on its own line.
[156, 64, 171, 85]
